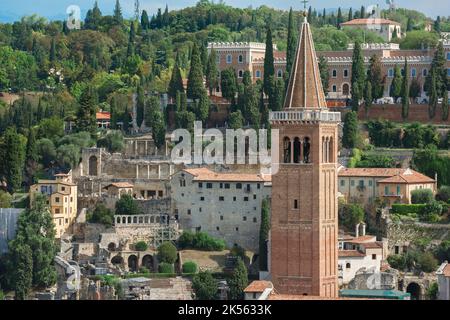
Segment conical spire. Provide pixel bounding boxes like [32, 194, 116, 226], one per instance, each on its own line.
[284, 13, 327, 110]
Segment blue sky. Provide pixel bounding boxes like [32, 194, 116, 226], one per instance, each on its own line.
[0, 0, 448, 22]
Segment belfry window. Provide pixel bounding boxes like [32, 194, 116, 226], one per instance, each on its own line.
[293, 137, 301, 163]
[303, 137, 311, 163]
[283, 137, 291, 163]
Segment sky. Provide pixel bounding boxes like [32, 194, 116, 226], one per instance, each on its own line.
[0, 0, 448, 22]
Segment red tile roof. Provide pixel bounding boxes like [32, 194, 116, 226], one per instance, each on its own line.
[183, 168, 271, 183]
[378, 171, 435, 184]
[96, 111, 111, 121]
[361, 242, 383, 249]
[339, 250, 365, 258]
[444, 264, 450, 277]
[347, 235, 377, 244]
[105, 182, 134, 189]
[341, 18, 401, 26]
[244, 281, 273, 293]
[338, 168, 405, 178]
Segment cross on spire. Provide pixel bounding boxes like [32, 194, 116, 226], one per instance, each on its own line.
[301, 0, 309, 10]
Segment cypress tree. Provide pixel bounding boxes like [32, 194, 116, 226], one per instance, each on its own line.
[145, 96, 166, 148]
[49, 38, 56, 62]
[168, 59, 184, 100]
[337, 8, 343, 29]
[162, 5, 170, 27]
[127, 22, 136, 57]
[442, 89, 449, 121]
[25, 128, 38, 185]
[141, 10, 149, 30]
[351, 41, 365, 111]
[390, 65, 403, 100]
[10, 244, 33, 300]
[434, 16, 441, 33]
[186, 43, 205, 101]
[136, 85, 145, 128]
[228, 258, 248, 300]
[200, 44, 208, 74]
[76, 87, 97, 135]
[206, 48, 218, 96]
[286, 8, 297, 78]
[407, 17, 413, 31]
[368, 54, 384, 100]
[263, 27, 275, 96]
[3, 128, 27, 193]
[195, 90, 210, 125]
[429, 69, 438, 119]
[343, 111, 359, 149]
[364, 80, 372, 115]
[360, 6, 366, 18]
[348, 8, 353, 22]
[401, 59, 410, 119]
[113, 0, 123, 25]
[259, 198, 270, 271]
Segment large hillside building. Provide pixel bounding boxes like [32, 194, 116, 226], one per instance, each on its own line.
[208, 40, 450, 101]
[340, 18, 402, 42]
[269, 13, 340, 297]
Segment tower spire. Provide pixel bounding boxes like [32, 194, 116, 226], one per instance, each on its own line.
[283, 9, 327, 110]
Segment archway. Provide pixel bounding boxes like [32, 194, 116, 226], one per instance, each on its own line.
[406, 282, 421, 300]
[108, 243, 116, 251]
[142, 255, 154, 272]
[128, 255, 138, 272]
[111, 256, 124, 266]
[342, 83, 350, 96]
[89, 156, 98, 176]
[293, 138, 301, 163]
[303, 137, 311, 163]
[283, 137, 291, 163]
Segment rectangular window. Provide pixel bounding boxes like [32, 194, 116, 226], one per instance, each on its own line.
[253, 217, 257, 223]
[206, 183, 213, 189]
[233, 197, 237, 201]
[385, 186, 389, 195]
[372, 254, 377, 260]
[359, 180, 364, 187]
[253, 195, 257, 200]
[199, 182, 203, 188]
[244, 197, 249, 202]
[340, 180, 345, 187]
[200, 197, 205, 201]
[369, 180, 373, 187]
[243, 216, 247, 221]
[219, 196, 224, 201]
[220, 216, 224, 221]
[216, 226, 220, 231]
[187, 209, 191, 215]
[257, 184, 261, 189]
[294, 200, 298, 209]
[199, 208, 202, 213]
[225, 183, 230, 189]
[226, 54, 232, 64]
[55, 197, 60, 203]
[397, 185, 401, 195]
[351, 180, 355, 187]
[388, 68, 394, 78]
[220, 183, 224, 189]
[236, 183, 242, 189]
[343, 69, 349, 78]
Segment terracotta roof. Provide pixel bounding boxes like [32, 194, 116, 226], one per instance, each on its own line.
[444, 264, 450, 277]
[244, 281, 273, 293]
[377, 171, 435, 184]
[104, 182, 134, 189]
[339, 250, 365, 258]
[36, 180, 76, 187]
[338, 168, 405, 178]
[96, 111, 111, 121]
[361, 242, 383, 249]
[182, 168, 271, 183]
[347, 235, 377, 244]
[341, 18, 401, 26]
[284, 15, 327, 110]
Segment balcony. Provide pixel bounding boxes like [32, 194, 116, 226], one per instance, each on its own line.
[270, 110, 341, 123]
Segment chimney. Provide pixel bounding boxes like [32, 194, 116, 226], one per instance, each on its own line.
[361, 223, 366, 237]
[355, 223, 360, 238]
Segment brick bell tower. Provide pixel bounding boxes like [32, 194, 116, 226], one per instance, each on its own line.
[269, 11, 341, 297]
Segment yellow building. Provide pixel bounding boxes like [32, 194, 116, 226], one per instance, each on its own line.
[30, 172, 78, 238]
[338, 168, 436, 206]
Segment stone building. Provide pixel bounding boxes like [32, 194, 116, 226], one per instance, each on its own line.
[30, 172, 78, 238]
[340, 18, 402, 42]
[171, 167, 271, 252]
[436, 261, 450, 300]
[269, 13, 340, 297]
[338, 167, 436, 206]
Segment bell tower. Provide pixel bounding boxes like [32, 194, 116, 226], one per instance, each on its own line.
[269, 11, 340, 297]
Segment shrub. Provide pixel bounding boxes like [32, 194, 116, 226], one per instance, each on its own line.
[192, 271, 218, 300]
[391, 204, 426, 215]
[437, 186, 450, 202]
[426, 282, 439, 300]
[115, 194, 140, 215]
[416, 252, 439, 273]
[178, 231, 226, 251]
[387, 255, 406, 271]
[158, 242, 178, 264]
[158, 262, 174, 274]
[419, 201, 443, 223]
[182, 261, 198, 274]
[339, 203, 365, 230]
[139, 267, 149, 274]
[178, 231, 196, 249]
[88, 203, 114, 227]
[411, 189, 434, 204]
[135, 241, 148, 252]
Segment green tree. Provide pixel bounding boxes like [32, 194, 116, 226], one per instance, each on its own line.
[194, 90, 210, 124]
[168, 59, 184, 100]
[97, 130, 125, 153]
[113, 0, 123, 25]
[10, 244, 33, 300]
[136, 84, 145, 128]
[428, 69, 439, 119]
[286, 8, 297, 77]
[401, 59, 410, 119]
[76, 88, 97, 135]
[141, 10, 149, 30]
[318, 56, 330, 95]
[49, 38, 56, 62]
[228, 258, 248, 300]
[263, 27, 275, 96]
[206, 49, 218, 96]
[340, 203, 365, 230]
[0, 191, 12, 208]
[390, 65, 403, 100]
[442, 89, 449, 121]
[135, 241, 148, 251]
[342, 111, 359, 149]
[368, 54, 384, 100]
[56, 144, 81, 170]
[259, 198, 270, 271]
[409, 78, 422, 100]
[115, 194, 140, 215]
[351, 41, 365, 111]
[25, 128, 39, 184]
[182, 261, 198, 274]
[228, 111, 244, 130]
[336, 8, 343, 29]
[157, 242, 177, 264]
[145, 96, 166, 148]
[3, 128, 27, 193]
[187, 43, 205, 101]
[434, 16, 441, 33]
[88, 203, 114, 227]
[220, 68, 238, 104]
[192, 271, 217, 300]
[427, 282, 439, 300]
[411, 189, 434, 204]
[127, 22, 136, 57]
[363, 80, 372, 114]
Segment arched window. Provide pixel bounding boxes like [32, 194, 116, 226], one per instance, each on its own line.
[238, 70, 243, 78]
[346, 263, 351, 269]
[303, 137, 311, 163]
[255, 70, 261, 78]
[422, 69, 428, 77]
[329, 137, 334, 163]
[411, 68, 417, 77]
[343, 69, 349, 78]
[332, 70, 337, 78]
[293, 137, 301, 163]
[342, 83, 350, 95]
[122, 217, 126, 224]
[277, 69, 283, 78]
[89, 155, 98, 176]
[238, 55, 243, 63]
[332, 85, 337, 92]
[388, 68, 394, 78]
[226, 54, 232, 64]
[283, 137, 291, 164]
